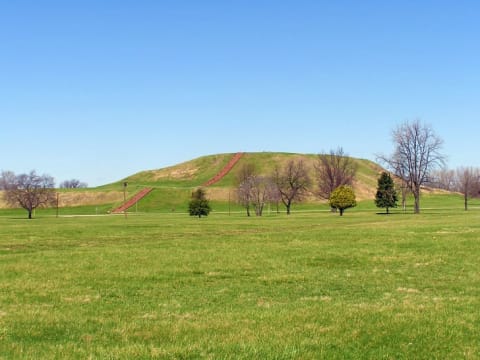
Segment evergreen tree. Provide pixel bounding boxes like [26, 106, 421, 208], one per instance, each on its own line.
[375, 172, 398, 214]
[329, 185, 357, 216]
[188, 188, 211, 218]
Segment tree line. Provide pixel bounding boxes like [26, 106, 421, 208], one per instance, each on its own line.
[234, 147, 358, 216]
[202, 119, 478, 217]
[428, 167, 480, 211]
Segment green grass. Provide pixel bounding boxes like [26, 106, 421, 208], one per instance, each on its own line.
[1, 199, 479, 358]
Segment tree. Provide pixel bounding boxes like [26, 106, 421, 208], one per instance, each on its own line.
[0, 170, 16, 190]
[315, 147, 357, 200]
[60, 179, 88, 188]
[3, 170, 56, 219]
[237, 177, 253, 216]
[250, 176, 276, 216]
[375, 172, 398, 214]
[188, 188, 211, 218]
[329, 185, 357, 216]
[267, 179, 282, 214]
[428, 168, 456, 191]
[455, 167, 480, 211]
[272, 159, 311, 215]
[236, 163, 257, 216]
[380, 120, 445, 214]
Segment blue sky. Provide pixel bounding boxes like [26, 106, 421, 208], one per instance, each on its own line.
[1, 1, 479, 186]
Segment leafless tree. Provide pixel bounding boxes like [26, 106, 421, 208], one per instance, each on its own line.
[0, 170, 16, 190]
[428, 168, 456, 191]
[455, 167, 480, 211]
[251, 176, 279, 216]
[236, 163, 257, 216]
[3, 170, 56, 219]
[237, 176, 254, 216]
[60, 179, 88, 188]
[237, 164, 277, 216]
[379, 120, 445, 214]
[315, 147, 357, 200]
[267, 178, 282, 213]
[272, 159, 311, 215]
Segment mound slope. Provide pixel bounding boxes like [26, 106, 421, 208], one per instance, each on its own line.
[108, 152, 384, 209]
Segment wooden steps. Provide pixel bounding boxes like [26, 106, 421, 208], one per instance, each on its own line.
[203, 152, 244, 186]
[111, 187, 153, 213]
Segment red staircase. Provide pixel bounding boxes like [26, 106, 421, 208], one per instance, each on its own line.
[112, 187, 153, 213]
[203, 152, 244, 186]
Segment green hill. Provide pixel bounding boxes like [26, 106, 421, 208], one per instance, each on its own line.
[98, 152, 385, 213]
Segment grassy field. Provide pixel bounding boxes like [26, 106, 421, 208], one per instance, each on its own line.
[1, 199, 479, 359]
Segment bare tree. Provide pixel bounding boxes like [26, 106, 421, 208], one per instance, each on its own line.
[237, 176, 254, 216]
[272, 159, 311, 215]
[236, 163, 257, 216]
[455, 167, 480, 211]
[315, 147, 357, 200]
[0, 170, 16, 190]
[250, 176, 277, 216]
[3, 171, 56, 219]
[428, 168, 456, 191]
[60, 179, 88, 188]
[380, 120, 445, 214]
[266, 178, 282, 214]
[236, 162, 277, 216]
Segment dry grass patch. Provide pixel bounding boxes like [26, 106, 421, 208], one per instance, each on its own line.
[151, 165, 199, 180]
[58, 191, 123, 207]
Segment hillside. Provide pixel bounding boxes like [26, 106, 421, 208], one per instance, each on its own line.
[98, 152, 385, 213]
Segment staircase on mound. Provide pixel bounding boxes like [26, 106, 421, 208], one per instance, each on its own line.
[203, 152, 244, 186]
[112, 187, 153, 213]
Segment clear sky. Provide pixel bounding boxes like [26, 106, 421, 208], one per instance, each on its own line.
[1, 1, 479, 186]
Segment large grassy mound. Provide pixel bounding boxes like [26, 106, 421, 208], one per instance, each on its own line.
[98, 152, 385, 213]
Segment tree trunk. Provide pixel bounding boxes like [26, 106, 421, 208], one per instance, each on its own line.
[464, 194, 468, 211]
[339, 208, 344, 216]
[255, 204, 263, 216]
[386, 207, 390, 214]
[28, 210, 33, 219]
[286, 202, 291, 215]
[413, 187, 420, 214]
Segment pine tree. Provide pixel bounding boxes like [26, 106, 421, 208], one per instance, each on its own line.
[188, 188, 211, 218]
[375, 172, 398, 214]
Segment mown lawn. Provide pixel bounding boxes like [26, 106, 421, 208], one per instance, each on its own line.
[0, 204, 479, 359]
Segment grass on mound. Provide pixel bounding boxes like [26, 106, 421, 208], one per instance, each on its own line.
[0, 198, 479, 359]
